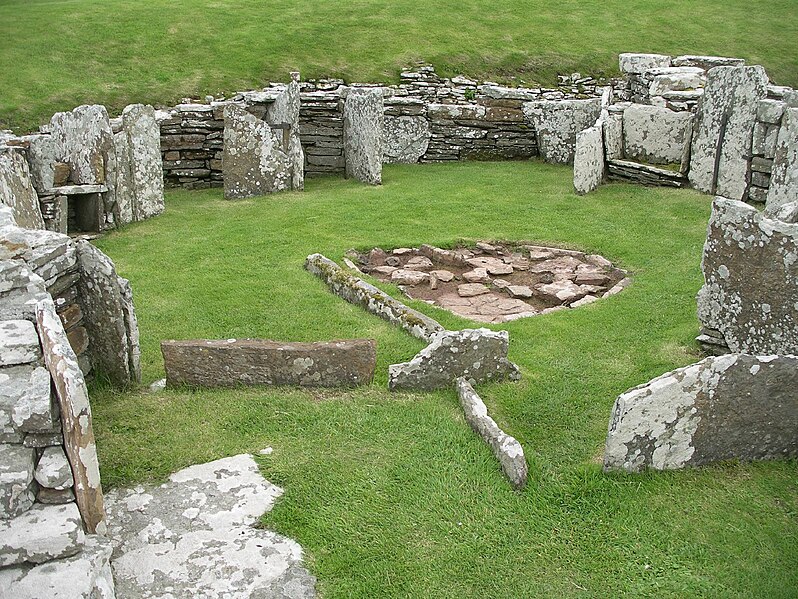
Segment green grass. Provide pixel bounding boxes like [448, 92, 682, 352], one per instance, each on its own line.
[91, 161, 798, 597]
[1, 0, 797, 131]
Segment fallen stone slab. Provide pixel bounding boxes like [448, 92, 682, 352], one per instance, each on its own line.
[0, 320, 41, 366]
[0, 502, 84, 566]
[344, 88, 384, 185]
[766, 107, 798, 214]
[0, 443, 35, 518]
[388, 329, 520, 391]
[105, 453, 316, 598]
[161, 338, 376, 388]
[604, 354, 798, 472]
[523, 99, 602, 164]
[0, 535, 115, 599]
[456, 378, 528, 489]
[697, 197, 798, 354]
[306, 253, 444, 341]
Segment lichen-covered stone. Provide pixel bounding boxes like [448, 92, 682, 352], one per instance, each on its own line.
[697, 197, 798, 354]
[344, 88, 384, 184]
[618, 53, 671, 74]
[0, 319, 41, 366]
[0, 148, 45, 230]
[0, 502, 84, 566]
[671, 55, 745, 70]
[604, 354, 798, 472]
[383, 115, 430, 164]
[34, 446, 73, 490]
[49, 105, 115, 186]
[17, 134, 56, 194]
[766, 107, 798, 214]
[647, 66, 705, 97]
[161, 338, 376, 388]
[523, 99, 602, 164]
[573, 123, 604, 195]
[0, 443, 35, 518]
[120, 104, 165, 221]
[267, 72, 304, 191]
[456, 378, 527, 489]
[689, 66, 768, 199]
[622, 104, 693, 166]
[223, 104, 293, 199]
[0, 365, 53, 435]
[388, 329, 521, 391]
[105, 454, 316, 598]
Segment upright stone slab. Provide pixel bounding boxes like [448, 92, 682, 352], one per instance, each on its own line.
[76, 240, 140, 385]
[344, 88, 384, 184]
[121, 104, 165, 221]
[383, 116, 430, 164]
[49, 105, 115, 186]
[18, 134, 56, 194]
[267, 72, 304, 191]
[222, 104, 292, 199]
[623, 104, 693, 166]
[112, 130, 134, 225]
[161, 338, 376, 388]
[604, 354, 798, 472]
[766, 107, 798, 214]
[697, 198, 798, 354]
[573, 123, 604, 195]
[388, 329, 520, 391]
[523, 99, 602, 164]
[0, 148, 45, 230]
[688, 66, 768, 199]
[36, 298, 106, 534]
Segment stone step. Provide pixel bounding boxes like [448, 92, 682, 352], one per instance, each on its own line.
[0, 502, 84, 566]
[0, 320, 41, 366]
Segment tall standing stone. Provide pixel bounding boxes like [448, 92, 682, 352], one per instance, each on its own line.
[267, 72, 304, 192]
[49, 105, 115, 186]
[573, 123, 604, 195]
[523, 99, 602, 164]
[344, 88, 384, 185]
[766, 107, 798, 214]
[121, 104, 165, 221]
[0, 148, 45, 230]
[688, 66, 768, 199]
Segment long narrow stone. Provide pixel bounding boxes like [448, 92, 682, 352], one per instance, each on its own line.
[343, 88, 384, 184]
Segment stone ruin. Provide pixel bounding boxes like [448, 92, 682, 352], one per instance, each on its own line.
[351, 241, 628, 323]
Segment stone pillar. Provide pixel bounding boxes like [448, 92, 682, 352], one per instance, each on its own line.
[343, 88, 384, 185]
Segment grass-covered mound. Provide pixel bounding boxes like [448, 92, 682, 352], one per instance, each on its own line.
[91, 161, 798, 597]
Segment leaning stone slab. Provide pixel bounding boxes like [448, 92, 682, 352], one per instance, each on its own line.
[618, 53, 671, 74]
[344, 88, 384, 184]
[573, 123, 604, 195]
[688, 66, 768, 199]
[0, 535, 115, 599]
[383, 115, 431, 164]
[105, 454, 316, 598]
[0, 319, 41, 366]
[523, 99, 602, 164]
[623, 104, 693, 166]
[0, 443, 35, 518]
[0, 502, 84, 566]
[697, 198, 798, 354]
[223, 104, 292, 199]
[604, 354, 798, 472]
[50, 105, 115, 185]
[161, 338, 376, 388]
[306, 253, 444, 341]
[388, 329, 521, 391]
[766, 107, 798, 214]
[0, 148, 45, 230]
[456, 378, 528, 489]
[36, 297, 106, 534]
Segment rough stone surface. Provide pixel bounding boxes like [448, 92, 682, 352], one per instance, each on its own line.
[383, 115, 431, 164]
[0, 535, 115, 599]
[267, 73, 304, 191]
[388, 329, 521, 391]
[76, 240, 140, 385]
[689, 66, 769, 199]
[49, 105, 115, 186]
[105, 454, 316, 599]
[623, 104, 693, 165]
[0, 148, 45, 230]
[0, 443, 35, 519]
[162, 338, 376, 388]
[18, 134, 56, 194]
[34, 446, 73, 490]
[672, 55, 745, 70]
[523, 99, 602, 164]
[36, 297, 106, 534]
[0, 502, 84, 566]
[0, 365, 53, 435]
[0, 320, 40, 366]
[456, 378, 527, 489]
[223, 104, 292, 199]
[120, 104, 165, 221]
[604, 354, 798, 472]
[344, 88, 384, 184]
[647, 67, 705, 97]
[618, 53, 672, 74]
[697, 198, 798, 354]
[573, 123, 604, 195]
[766, 107, 798, 213]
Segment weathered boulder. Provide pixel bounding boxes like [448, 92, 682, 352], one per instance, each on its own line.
[119, 104, 165, 221]
[383, 115, 430, 164]
[0, 502, 84, 566]
[523, 99, 602, 164]
[618, 53, 672, 74]
[0, 443, 35, 518]
[573, 123, 604, 195]
[0, 319, 41, 366]
[604, 354, 798, 472]
[0, 148, 45, 230]
[344, 88, 384, 184]
[456, 378, 527, 489]
[34, 446, 73, 490]
[766, 107, 798, 213]
[161, 338, 376, 388]
[388, 329, 520, 391]
[688, 66, 768, 199]
[697, 198, 798, 354]
[622, 104, 693, 166]
[49, 105, 115, 186]
[105, 454, 316, 598]
[222, 104, 292, 199]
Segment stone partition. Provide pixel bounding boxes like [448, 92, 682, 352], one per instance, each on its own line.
[343, 88, 384, 185]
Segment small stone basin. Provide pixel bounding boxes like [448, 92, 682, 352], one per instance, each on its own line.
[349, 242, 629, 324]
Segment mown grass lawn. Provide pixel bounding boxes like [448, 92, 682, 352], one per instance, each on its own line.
[91, 161, 798, 598]
[1, 0, 798, 131]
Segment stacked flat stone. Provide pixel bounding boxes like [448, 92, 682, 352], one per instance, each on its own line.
[300, 88, 345, 177]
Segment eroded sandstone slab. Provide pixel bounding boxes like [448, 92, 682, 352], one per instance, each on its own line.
[344, 88, 384, 184]
[523, 99, 602, 164]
